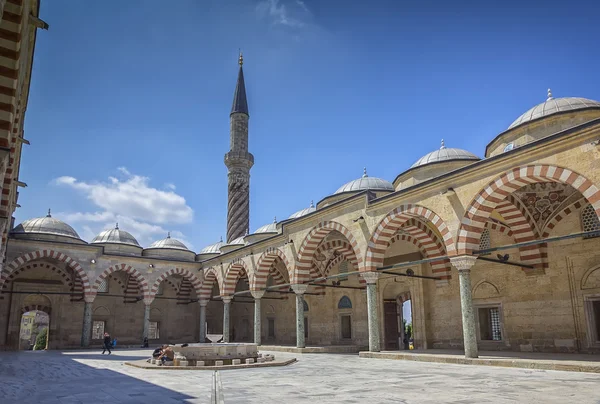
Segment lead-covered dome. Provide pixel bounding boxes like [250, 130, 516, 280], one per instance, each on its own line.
[509, 90, 600, 130]
[199, 238, 225, 254]
[147, 233, 190, 251]
[91, 223, 140, 247]
[289, 201, 316, 219]
[411, 140, 480, 168]
[11, 210, 81, 240]
[335, 168, 394, 194]
[254, 217, 278, 234]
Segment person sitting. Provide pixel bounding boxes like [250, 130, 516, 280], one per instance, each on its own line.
[157, 345, 174, 366]
[152, 345, 163, 358]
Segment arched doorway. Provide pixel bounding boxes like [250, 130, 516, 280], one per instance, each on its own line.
[19, 294, 52, 351]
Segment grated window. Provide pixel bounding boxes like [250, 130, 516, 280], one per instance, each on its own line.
[478, 228, 491, 255]
[582, 204, 600, 239]
[338, 260, 349, 281]
[97, 278, 108, 293]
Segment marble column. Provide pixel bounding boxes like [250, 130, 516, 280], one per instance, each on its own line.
[142, 302, 151, 342]
[81, 296, 94, 347]
[199, 299, 208, 343]
[251, 291, 265, 346]
[292, 284, 308, 348]
[361, 272, 381, 352]
[222, 297, 231, 343]
[450, 256, 479, 358]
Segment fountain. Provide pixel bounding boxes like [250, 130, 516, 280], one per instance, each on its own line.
[170, 342, 259, 366]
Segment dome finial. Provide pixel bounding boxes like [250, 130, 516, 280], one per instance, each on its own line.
[167, 231, 171, 239]
[310, 200, 314, 208]
[115, 222, 119, 230]
[440, 139, 446, 149]
[238, 50, 243, 66]
[220, 235, 223, 242]
[273, 216, 277, 223]
[46, 208, 51, 217]
[547, 88, 553, 100]
[363, 167, 368, 178]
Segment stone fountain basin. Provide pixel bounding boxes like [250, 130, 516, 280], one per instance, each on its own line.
[171, 343, 258, 361]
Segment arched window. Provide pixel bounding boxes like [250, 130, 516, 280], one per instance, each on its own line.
[479, 228, 491, 255]
[338, 295, 352, 309]
[303, 300, 309, 312]
[581, 204, 600, 239]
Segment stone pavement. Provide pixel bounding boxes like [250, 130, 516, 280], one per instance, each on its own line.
[1, 349, 600, 403]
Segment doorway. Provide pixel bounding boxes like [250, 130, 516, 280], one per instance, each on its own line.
[384, 292, 413, 350]
[19, 310, 50, 351]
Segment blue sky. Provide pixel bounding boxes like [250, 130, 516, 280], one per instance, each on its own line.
[17, 0, 600, 250]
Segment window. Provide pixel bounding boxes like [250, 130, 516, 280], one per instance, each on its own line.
[338, 261, 349, 281]
[582, 204, 600, 239]
[503, 142, 514, 152]
[268, 318, 275, 338]
[341, 315, 352, 339]
[97, 278, 108, 293]
[593, 301, 600, 343]
[478, 228, 491, 255]
[149, 321, 160, 339]
[304, 317, 309, 338]
[586, 298, 600, 344]
[156, 282, 164, 296]
[478, 307, 502, 341]
[338, 296, 352, 309]
[92, 321, 105, 339]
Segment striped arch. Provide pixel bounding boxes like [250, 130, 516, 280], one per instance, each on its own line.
[400, 218, 452, 281]
[494, 195, 545, 269]
[366, 204, 455, 272]
[91, 264, 149, 299]
[295, 221, 363, 284]
[542, 198, 586, 237]
[150, 268, 203, 297]
[458, 165, 600, 255]
[315, 240, 360, 268]
[199, 266, 222, 301]
[485, 219, 513, 238]
[223, 258, 249, 296]
[2, 250, 91, 295]
[252, 247, 291, 291]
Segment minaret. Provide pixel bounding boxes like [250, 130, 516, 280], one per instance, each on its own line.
[224, 52, 254, 243]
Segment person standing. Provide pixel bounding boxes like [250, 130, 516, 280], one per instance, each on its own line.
[102, 332, 112, 355]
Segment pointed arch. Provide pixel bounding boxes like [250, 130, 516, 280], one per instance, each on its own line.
[294, 221, 363, 284]
[366, 204, 455, 272]
[400, 218, 452, 281]
[150, 268, 202, 297]
[542, 198, 586, 237]
[252, 247, 291, 291]
[91, 264, 149, 299]
[223, 258, 249, 296]
[472, 280, 501, 299]
[457, 165, 600, 255]
[581, 264, 600, 290]
[2, 250, 91, 295]
[199, 266, 222, 301]
[485, 219, 513, 238]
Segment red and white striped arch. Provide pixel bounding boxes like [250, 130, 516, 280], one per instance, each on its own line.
[458, 165, 600, 255]
[150, 268, 203, 297]
[252, 247, 291, 291]
[366, 204, 455, 273]
[90, 264, 150, 299]
[294, 221, 363, 284]
[485, 218, 513, 238]
[541, 198, 586, 238]
[2, 250, 91, 295]
[199, 266, 223, 301]
[223, 258, 249, 296]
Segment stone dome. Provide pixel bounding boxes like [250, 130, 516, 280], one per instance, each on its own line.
[254, 218, 278, 234]
[147, 233, 190, 250]
[411, 140, 480, 168]
[228, 235, 246, 245]
[335, 168, 394, 194]
[91, 223, 140, 247]
[508, 90, 600, 130]
[289, 201, 316, 219]
[11, 210, 81, 240]
[200, 238, 225, 254]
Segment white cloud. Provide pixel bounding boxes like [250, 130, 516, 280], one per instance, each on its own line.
[53, 168, 194, 247]
[256, 0, 311, 28]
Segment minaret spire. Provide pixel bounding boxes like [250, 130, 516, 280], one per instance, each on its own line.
[225, 52, 254, 243]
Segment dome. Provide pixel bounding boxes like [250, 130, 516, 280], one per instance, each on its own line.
[147, 233, 190, 251]
[254, 217, 278, 234]
[11, 210, 81, 240]
[289, 201, 316, 219]
[228, 235, 246, 245]
[509, 90, 600, 130]
[334, 168, 394, 194]
[410, 140, 480, 168]
[200, 238, 225, 254]
[91, 223, 140, 247]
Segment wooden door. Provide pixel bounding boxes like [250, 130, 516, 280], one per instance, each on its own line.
[384, 301, 399, 350]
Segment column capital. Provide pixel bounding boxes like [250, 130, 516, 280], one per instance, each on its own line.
[360, 271, 380, 284]
[222, 296, 232, 304]
[251, 290, 265, 299]
[291, 284, 308, 295]
[143, 297, 154, 306]
[83, 295, 95, 304]
[450, 255, 478, 271]
[198, 299, 209, 307]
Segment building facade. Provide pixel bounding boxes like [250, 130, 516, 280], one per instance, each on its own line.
[1, 14, 600, 355]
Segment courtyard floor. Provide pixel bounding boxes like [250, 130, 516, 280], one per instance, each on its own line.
[1, 348, 600, 403]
